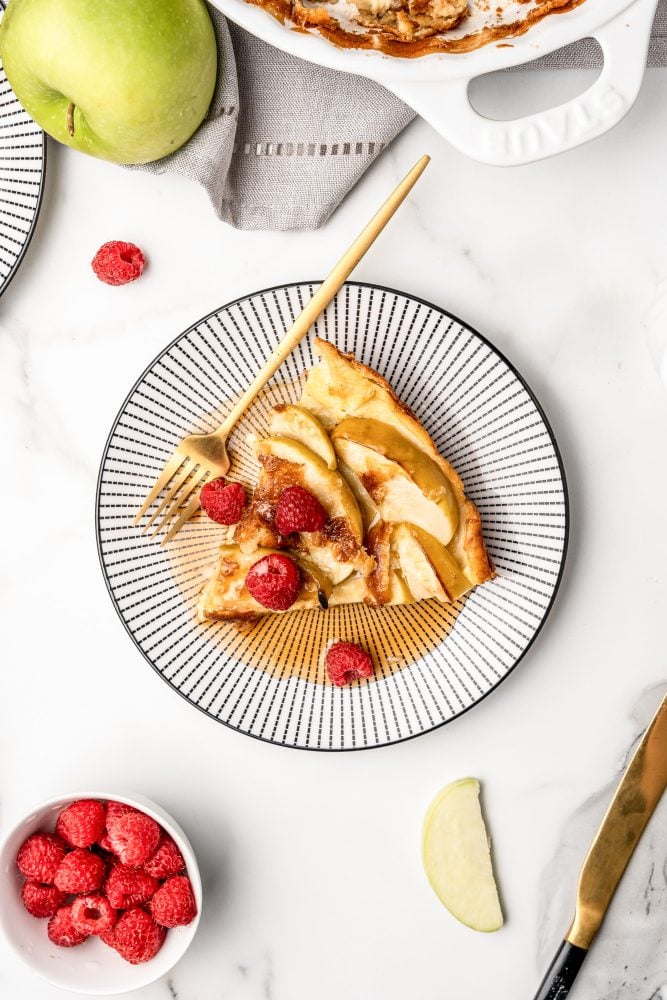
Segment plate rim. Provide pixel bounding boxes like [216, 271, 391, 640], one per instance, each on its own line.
[0, 135, 47, 299]
[0, 0, 48, 299]
[95, 280, 570, 751]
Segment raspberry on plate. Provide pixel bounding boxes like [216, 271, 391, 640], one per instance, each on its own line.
[150, 875, 197, 928]
[113, 907, 166, 964]
[56, 799, 106, 848]
[16, 833, 67, 884]
[245, 553, 301, 610]
[325, 641, 374, 687]
[200, 479, 246, 525]
[105, 863, 159, 909]
[91, 241, 145, 286]
[54, 848, 105, 894]
[71, 894, 117, 936]
[143, 834, 185, 880]
[275, 485, 328, 534]
[47, 905, 89, 948]
[21, 881, 66, 919]
[107, 811, 160, 866]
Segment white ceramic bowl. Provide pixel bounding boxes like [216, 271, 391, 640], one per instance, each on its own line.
[0, 791, 202, 995]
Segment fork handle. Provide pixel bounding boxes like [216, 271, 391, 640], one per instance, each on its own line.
[215, 155, 430, 439]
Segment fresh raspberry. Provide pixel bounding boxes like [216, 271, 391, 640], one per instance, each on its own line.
[20, 881, 66, 919]
[47, 905, 89, 948]
[91, 241, 145, 286]
[105, 863, 159, 909]
[16, 833, 66, 884]
[113, 908, 166, 965]
[245, 553, 301, 610]
[150, 875, 197, 928]
[143, 834, 185, 880]
[107, 812, 160, 866]
[325, 641, 374, 687]
[54, 848, 105, 894]
[275, 486, 328, 534]
[105, 801, 139, 828]
[56, 799, 106, 848]
[71, 894, 117, 936]
[200, 479, 246, 525]
[98, 834, 115, 853]
[100, 926, 117, 948]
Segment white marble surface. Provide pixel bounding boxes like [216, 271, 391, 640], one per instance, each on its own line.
[538, 683, 667, 1000]
[2, 66, 667, 1000]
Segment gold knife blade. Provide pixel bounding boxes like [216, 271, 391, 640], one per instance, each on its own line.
[566, 690, 667, 950]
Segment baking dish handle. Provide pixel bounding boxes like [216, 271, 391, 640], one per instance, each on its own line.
[387, 0, 656, 166]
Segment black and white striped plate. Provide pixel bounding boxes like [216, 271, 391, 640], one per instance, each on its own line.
[0, 5, 46, 296]
[97, 283, 568, 750]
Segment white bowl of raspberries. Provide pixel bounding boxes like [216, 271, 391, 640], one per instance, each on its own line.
[0, 792, 202, 994]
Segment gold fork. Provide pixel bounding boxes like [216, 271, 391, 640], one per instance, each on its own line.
[135, 154, 430, 544]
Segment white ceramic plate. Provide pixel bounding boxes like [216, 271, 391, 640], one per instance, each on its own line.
[97, 282, 568, 751]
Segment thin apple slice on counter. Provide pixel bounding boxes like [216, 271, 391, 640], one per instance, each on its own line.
[422, 778, 504, 933]
[269, 405, 337, 470]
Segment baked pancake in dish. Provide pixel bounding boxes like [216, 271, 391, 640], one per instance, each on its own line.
[293, 0, 469, 43]
[197, 339, 493, 622]
[243, 0, 587, 57]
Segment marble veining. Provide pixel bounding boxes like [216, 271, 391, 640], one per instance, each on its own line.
[537, 684, 667, 1000]
[2, 69, 667, 1000]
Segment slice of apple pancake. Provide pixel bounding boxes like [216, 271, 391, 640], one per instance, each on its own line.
[197, 340, 493, 622]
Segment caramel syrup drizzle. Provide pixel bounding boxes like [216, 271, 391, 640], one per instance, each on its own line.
[168, 378, 464, 685]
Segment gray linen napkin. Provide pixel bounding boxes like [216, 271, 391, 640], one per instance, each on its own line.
[536, 683, 667, 1000]
[136, 1, 667, 231]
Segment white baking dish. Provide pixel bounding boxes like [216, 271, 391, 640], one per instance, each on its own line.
[210, 0, 658, 164]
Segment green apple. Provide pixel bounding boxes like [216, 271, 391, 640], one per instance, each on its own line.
[422, 778, 504, 932]
[0, 0, 217, 164]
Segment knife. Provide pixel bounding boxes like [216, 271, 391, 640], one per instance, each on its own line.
[532, 691, 667, 1000]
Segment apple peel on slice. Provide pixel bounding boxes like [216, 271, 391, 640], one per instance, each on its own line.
[422, 778, 504, 932]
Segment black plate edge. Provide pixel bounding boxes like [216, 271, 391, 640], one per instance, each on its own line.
[0, 0, 48, 300]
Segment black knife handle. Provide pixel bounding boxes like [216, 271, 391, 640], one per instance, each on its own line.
[532, 939, 589, 1000]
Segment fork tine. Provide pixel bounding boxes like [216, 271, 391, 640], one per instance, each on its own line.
[151, 467, 210, 540]
[134, 452, 186, 524]
[142, 459, 194, 531]
[160, 471, 210, 545]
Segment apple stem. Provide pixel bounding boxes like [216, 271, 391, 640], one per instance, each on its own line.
[67, 102, 75, 137]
